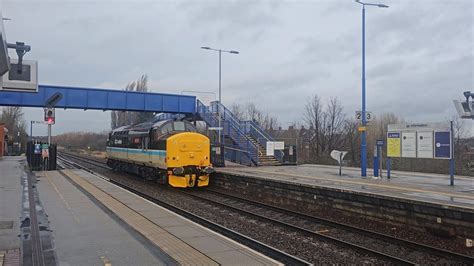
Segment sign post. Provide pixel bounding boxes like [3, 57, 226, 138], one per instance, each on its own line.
[386, 157, 391, 179]
[450, 121, 455, 186]
[375, 140, 384, 178]
[330, 150, 348, 176]
[373, 145, 379, 177]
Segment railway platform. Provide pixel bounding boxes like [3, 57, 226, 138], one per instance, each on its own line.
[215, 164, 474, 241]
[1, 156, 280, 265]
[219, 164, 474, 209]
[0, 157, 23, 266]
[50, 169, 278, 265]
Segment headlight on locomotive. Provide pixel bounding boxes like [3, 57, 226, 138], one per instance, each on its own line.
[172, 167, 184, 176]
[203, 166, 215, 174]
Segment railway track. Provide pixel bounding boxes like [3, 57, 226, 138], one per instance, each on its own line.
[57, 151, 474, 265]
[56, 153, 310, 265]
[57, 151, 110, 170]
[182, 189, 474, 265]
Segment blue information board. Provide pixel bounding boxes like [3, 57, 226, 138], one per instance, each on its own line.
[434, 131, 451, 159]
[34, 144, 41, 154]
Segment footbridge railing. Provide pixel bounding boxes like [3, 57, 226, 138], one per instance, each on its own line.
[196, 100, 258, 166]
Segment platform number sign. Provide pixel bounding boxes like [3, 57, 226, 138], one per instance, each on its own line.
[355, 111, 372, 121]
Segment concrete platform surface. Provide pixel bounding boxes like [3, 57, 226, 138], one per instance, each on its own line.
[57, 169, 279, 266]
[0, 157, 23, 252]
[36, 170, 169, 266]
[219, 164, 474, 210]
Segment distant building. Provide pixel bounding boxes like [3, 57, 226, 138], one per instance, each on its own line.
[271, 125, 313, 163]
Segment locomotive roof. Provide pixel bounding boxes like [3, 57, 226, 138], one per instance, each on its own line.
[110, 119, 191, 135]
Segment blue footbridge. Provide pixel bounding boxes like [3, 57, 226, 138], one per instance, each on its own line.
[0, 84, 282, 166]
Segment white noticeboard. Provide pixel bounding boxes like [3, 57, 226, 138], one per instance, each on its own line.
[273, 141, 285, 150]
[266, 142, 274, 156]
[417, 131, 434, 158]
[401, 132, 416, 158]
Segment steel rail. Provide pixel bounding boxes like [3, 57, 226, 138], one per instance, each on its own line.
[178, 189, 417, 265]
[57, 152, 110, 170]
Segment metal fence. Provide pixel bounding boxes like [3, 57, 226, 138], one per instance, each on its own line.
[210, 144, 225, 167]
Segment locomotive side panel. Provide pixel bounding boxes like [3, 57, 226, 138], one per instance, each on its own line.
[107, 147, 166, 168]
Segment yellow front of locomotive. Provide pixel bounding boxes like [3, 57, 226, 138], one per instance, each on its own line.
[166, 132, 213, 188]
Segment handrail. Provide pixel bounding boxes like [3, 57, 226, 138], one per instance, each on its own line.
[210, 101, 241, 126]
[224, 145, 257, 166]
[223, 145, 250, 153]
[243, 120, 284, 162]
[207, 100, 284, 164]
[209, 101, 258, 146]
[197, 100, 259, 165]
[244, 120, 271, 141]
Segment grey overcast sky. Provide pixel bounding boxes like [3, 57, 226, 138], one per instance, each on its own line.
[1, 0, 473, 136]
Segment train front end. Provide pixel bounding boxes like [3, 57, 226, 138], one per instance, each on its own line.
[166, 132, 214, 188]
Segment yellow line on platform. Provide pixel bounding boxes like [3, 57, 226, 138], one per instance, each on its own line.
[231, 169, 474, 202]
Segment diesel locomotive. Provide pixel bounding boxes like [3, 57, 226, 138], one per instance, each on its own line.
[106, 120, 214, 188]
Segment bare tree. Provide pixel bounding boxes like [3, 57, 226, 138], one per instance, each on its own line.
[322, 97, 346, 152]
[452, 115, 465, 148]
[135, 75, 155, 124]
[303, 94, 323, 159]
[111, 74, 153, 129]
[230, 103, 245, 121]
[344, 119, 360, 166]
[228, 102, 279, 131]
[1, 106, 28, 152]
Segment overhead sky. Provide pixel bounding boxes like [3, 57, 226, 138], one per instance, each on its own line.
[2, 0, 473, 136]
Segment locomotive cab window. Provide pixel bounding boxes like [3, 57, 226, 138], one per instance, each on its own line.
[161, 123, 173, 135]
[174, 121, 185, 131]
[185, 123, 197, 132]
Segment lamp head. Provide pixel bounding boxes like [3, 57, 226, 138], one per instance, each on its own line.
[378, 4, 389, 8]
[201, 46, 211, 50]
[464, 91, 472, 102]
[229, 51, 239, 54]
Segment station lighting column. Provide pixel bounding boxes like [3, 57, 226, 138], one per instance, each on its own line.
[201, 46, 239, 144]
[355, 0, 389, 177]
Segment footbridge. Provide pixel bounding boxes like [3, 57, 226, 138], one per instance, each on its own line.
[0, 84, 196, 113]
[0, 84, 283, 166]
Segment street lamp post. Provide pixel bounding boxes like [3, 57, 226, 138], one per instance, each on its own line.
[201, 46, 239, 144]
[355, 0, 388, 177]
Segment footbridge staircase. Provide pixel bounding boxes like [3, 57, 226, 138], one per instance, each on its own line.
[196, 100, 283, 166]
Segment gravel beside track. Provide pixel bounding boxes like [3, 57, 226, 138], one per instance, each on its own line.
[57, 151, 474, 265]
[187, 188, 474, 265]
